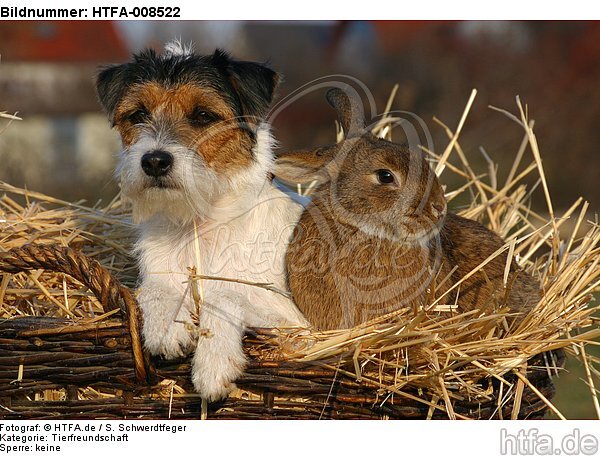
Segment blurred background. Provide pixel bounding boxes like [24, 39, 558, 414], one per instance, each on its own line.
[0, 20, 598, 417]
[0, 21, 598, 212]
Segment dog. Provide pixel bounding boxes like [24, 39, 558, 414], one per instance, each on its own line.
[96, 41, 307, 401]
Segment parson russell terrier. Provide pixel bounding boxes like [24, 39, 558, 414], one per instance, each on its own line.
[96, 41, 307, 401]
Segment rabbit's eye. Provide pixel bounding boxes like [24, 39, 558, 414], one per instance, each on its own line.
[376, 169, 396, 185]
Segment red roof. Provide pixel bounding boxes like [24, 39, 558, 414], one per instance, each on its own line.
[0, 21, 128, 62]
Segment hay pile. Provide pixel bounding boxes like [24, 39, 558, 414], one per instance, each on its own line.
[0, 183, 136, 319]
[0, 93, 598, 419]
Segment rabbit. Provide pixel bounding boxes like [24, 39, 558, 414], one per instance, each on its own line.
[274, 87, 540, 330]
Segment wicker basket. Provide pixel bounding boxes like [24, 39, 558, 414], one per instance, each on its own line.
[0, 244, 564, 420]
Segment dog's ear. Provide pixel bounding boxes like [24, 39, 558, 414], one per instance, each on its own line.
[212, 49, 280, 123]
[96, 64, 130, 124]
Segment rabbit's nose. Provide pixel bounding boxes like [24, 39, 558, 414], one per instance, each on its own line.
[430, 201, 446, 219]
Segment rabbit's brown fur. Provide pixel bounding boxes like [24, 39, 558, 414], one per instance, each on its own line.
[439, 213, 539, 317]
[276, 88, 539, 330]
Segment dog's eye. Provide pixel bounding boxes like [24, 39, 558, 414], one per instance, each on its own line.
[127, 108, 150, 125]
[375, 169, 396, 185]
[189, 108, 218, 127]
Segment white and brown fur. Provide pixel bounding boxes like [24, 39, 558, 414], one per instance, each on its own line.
[275, 88, 539, 330]
[96, 41, 307, 401]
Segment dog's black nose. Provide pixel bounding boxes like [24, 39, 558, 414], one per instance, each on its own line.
[141, 151, 173, 177]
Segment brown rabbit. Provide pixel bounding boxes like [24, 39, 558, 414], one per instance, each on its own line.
[275, 87, 540, 330]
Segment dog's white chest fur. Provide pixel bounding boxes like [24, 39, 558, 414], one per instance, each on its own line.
[136, 185, 306, 329]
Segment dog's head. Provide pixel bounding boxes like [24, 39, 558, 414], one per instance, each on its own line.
[96, 41, 280, 223]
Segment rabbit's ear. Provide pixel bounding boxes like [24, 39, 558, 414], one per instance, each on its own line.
[326, 87, 366, 139]
[274, 148, 337, 185]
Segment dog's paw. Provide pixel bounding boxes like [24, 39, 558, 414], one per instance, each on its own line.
[138, 283, 197, 359]
[143, 318, 196, 359]
[191, 334, 247, 401]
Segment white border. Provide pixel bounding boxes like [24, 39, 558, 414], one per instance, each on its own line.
[1, 0, 599, 20]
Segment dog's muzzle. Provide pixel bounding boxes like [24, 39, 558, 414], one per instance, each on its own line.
[141, 150, 173, 178]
